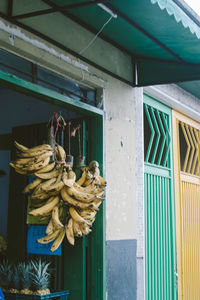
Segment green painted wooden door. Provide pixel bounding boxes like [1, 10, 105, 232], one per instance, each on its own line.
[143, 94, 177, 300]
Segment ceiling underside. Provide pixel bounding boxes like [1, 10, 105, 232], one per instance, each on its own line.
[1, 0, 200, 98]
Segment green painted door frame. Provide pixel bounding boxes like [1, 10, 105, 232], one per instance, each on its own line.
[1, 69, 105, 300]
[143, 94, 177, 300]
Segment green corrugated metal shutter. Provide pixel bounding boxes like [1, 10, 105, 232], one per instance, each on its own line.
[144, 94, 177, 300]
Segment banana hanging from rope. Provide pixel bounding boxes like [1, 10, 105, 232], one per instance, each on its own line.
[10, 139, 106, 250]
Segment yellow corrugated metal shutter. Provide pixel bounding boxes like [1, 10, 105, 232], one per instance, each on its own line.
[173, 111, 200, 300]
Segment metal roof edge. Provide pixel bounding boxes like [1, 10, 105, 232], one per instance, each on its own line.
[151, 0, 200, 39]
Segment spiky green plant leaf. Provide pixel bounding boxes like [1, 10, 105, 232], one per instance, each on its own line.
[18, 262, 33, 290]
[0, 260, 13, 289]
[30, 259, 51, 291]
[11, 265, 21, 290]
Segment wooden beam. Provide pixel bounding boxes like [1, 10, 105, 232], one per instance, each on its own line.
[7, 0, 13, 17]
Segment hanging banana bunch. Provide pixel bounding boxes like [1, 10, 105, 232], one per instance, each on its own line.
[9, 139, 106, 251]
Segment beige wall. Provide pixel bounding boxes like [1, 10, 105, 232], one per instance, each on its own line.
[0, 16, 137, 240]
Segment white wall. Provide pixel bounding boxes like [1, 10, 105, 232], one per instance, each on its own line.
[105, 79, 136, 240]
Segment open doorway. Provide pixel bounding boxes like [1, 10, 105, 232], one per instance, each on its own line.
[0, 50, 105, 300]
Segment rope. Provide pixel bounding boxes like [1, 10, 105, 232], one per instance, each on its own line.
[79, 15, 113, 55]
[48, 112, 66, 164]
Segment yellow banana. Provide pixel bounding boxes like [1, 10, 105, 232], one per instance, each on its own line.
[37, 177, 57, 192]
[29, 196, 59, 216]
[80, 170, 95, 187]
[46, 218, 54, 235]
[52, 206, 64, 229]
[85, 217, 95, 225]
[51, 165, 63, 184]
[62, 169, 74, 187]
[23, 178, 42, 193]
[56, 144, 66, 161]
[31, 192, 50, 201]
[43, 195, 59, 205]
[33, 190, 58, 200]
[69, 207, 90, 225]
[37, 228, 60, 244]
[89, 203, 100, 211]
[59, 206, 63, 217]
[80, 209, 97, 220]
[50, 228, 65, 252]
[17, 150, 48, 158]
[98, 175, 107, 187]
[61, 187, 93, 210]
[15, 157, 37, 166]
[39, 214, 51, 221]
[36, 162, 55, 174]
[14, 141, 29, 152]
[88, 160, 99, 169]
[90, 166, 100, 179]
[76, 170, 87, 186]
[44, 181, 64, 193]
[79, 224, 92, 236]
[25, 151, 53, 166]
[10, 164, 28, 175]
[68, 170, 76, 181]
[29, 199, 47, 209]
[35, 169, 59, 179]
[73, 220, 82, 237]
[23, 153, 52, 170]
[66, 186, 99, 203]
[93, 198, 103, 208]
[24, 157, 51, 172]
[73, 182, 103, 194]
[42, 166, 64, 193]
[65, 218, 74, 246]
[86, 170, 94, 180]
[19, 143, 52, 153]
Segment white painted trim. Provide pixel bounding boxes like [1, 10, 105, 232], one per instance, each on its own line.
[144, 85, 200, 122]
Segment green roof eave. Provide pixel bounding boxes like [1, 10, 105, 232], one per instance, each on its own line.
[151, 0, 200, 39]
[178, 80, 200, 99]
[4, 0, 200, 87]
[49, 0, 200, 86]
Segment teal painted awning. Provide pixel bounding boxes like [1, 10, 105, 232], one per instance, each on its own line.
[2, 0, 200, 90]
[50, 0, 200, 87]
[152, 0, 200, 38]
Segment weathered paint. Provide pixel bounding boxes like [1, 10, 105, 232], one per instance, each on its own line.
[105, 80, 136, 240]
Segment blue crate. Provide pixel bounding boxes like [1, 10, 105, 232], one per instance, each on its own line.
[27, 225, 61, 256]
[4, 290, 69, 300]
[0, 289, 4, 300]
